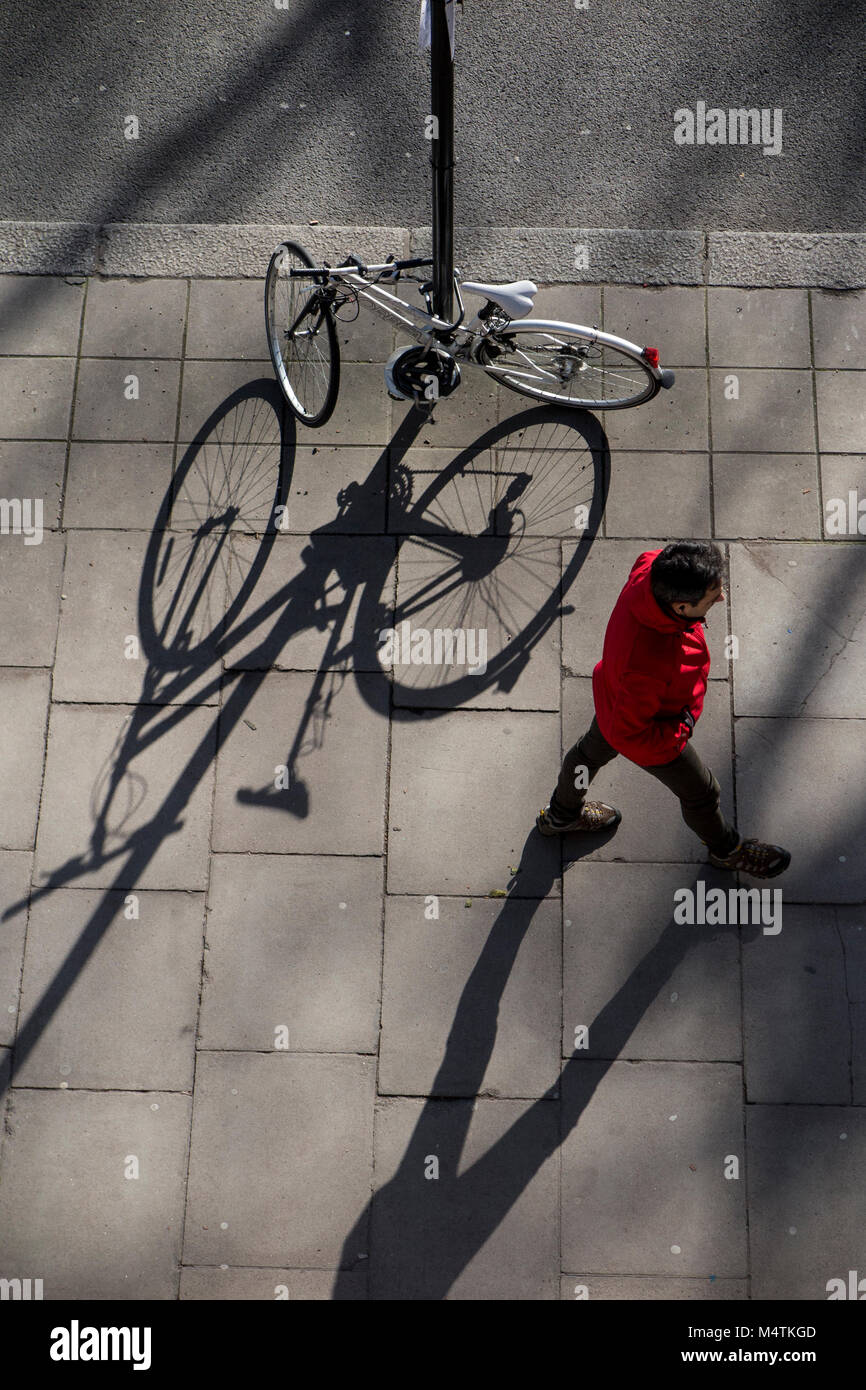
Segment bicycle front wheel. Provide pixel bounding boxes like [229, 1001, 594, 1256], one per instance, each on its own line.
[265, 240, 339, 426]
[478, 324, 657, 409]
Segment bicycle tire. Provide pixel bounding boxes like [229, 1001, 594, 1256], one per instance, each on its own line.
[477, 324, 658, 409]
[265, 240, 340, 426]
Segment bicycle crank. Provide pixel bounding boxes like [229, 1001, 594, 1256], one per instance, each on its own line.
[385, 344, 461, 406]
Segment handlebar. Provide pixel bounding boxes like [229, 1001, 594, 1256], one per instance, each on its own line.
[289, 255, 434, 280]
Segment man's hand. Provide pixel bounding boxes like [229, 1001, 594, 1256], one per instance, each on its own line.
[653, 707, 695, 737]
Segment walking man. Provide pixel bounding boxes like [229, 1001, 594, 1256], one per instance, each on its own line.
[538, 541, 791, 879]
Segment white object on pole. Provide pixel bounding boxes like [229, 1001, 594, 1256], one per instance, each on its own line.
[419, 0, 456, 57]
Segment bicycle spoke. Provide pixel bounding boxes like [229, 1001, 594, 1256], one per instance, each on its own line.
[480, 326, 655, 408]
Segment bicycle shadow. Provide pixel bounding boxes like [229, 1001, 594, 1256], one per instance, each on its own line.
[0, 382, 609, 1101]
[333, 836, 760, 1300]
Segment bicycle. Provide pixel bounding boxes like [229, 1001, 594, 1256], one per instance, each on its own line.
[264, 242, 676, 428]
[264, 1, 673, 428]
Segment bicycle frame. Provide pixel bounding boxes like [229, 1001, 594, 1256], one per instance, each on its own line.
[292, 260, 671, 388]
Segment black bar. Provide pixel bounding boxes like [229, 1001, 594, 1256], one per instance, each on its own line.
[430, 0, 455, 323]
[9, 1299, 859, 1372]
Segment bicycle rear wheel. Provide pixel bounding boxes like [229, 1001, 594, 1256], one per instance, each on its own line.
[265, 240, 340, 426]
[478, 325, 657, 409]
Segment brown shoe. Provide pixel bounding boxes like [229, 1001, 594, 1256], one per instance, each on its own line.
[708, 837, 791, 879]
[537, 801, 622, 835]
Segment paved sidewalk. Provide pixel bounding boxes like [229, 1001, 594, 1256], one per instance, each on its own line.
[0, 272, 864, 1300]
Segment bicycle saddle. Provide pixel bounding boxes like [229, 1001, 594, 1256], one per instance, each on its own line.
[461, 279, 538, 319]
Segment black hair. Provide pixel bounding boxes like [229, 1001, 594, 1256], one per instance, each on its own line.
[650, 541, 724, 608]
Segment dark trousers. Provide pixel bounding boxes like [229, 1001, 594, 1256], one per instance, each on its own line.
[551, 716, 739, 856]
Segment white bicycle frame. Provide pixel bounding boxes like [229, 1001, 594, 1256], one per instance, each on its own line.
[319, 262, 668, 387]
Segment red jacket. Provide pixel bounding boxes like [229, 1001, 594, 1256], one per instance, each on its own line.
[591, 549, 710, 767]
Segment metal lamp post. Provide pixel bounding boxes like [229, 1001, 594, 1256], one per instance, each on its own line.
[429, 0, 456, 323]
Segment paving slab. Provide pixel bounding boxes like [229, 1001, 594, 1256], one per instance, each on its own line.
[559, 1275, 748, 1299]
[0, 669, 50, 849]
[853, 1003, 866, 1106]
[746, 1105, 866, 1300]
[387, 445, 497, 536]
[171, 441, 285, 540]
[379, 895, 560, 1098]
[13, 889, 204, 1091]
[560, 1060, 746, 1276]
[562, 863, 741, 1063]
[212, 672, 388, 856]
[742, 905, 848, 1104]
[730, 542, 866, 716]
[836, 905, 866, 1001]
[0, 357, 75, 439]
[179, 1266, 367, 1299]
[603, 287, 707, 366]
[815, 369, 866, 453]
[72, 359, 181, 441]
[531, 284, 602, 330]
[734, 718, 866, 902]
[144, 524, 257, 677]
[370, 1096, 559, 1299]
[838, 905, 866, 1101]
[493, 414, 601, 539]
[0, 530, 64, 666]
[560, 679, 734, 864]
[603, 452, 711, 538]
[183, 1052, 375, 1269]
[63, 443, 173, 529]
[333, 298, 396, 363]
[0, 851, 31, 1047]
[811, 290, 866, 369]
[0, 275, 84, 355]
[391, 535, 561, 710]
[2, 271, 863, 1304]
[820, 455, 866, 540]
[81, 278, 187, 357]
[177, 361, 281, 444]
[52, 530, 222, 704]
[603, 368, 708, 451]
[561, 540, 731, 678]
[186, 278, 264, 359]
[712, 453, 821, 539]
[198, 854, 382, 1053]
[386, 708, 560, 896]
[0, 441, 65, 527]
[710, 369, 815, 453]
[224, 533, 396, 673]
[393, 369, 498, 450]
[708, 289, 811, 368]
[0, 1089, 191, 1300]
[278, 445, 387, 534]
[35, 702, 216, 890]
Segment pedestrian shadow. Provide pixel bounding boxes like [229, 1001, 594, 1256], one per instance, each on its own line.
[332, 835, 762, 1300]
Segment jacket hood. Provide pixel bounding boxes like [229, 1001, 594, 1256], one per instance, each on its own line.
[626, 550, 700, 634]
